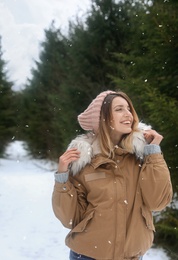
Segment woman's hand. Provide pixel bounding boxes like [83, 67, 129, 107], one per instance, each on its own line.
[58, 148, 80, 173]
[143, 129, 163, 145]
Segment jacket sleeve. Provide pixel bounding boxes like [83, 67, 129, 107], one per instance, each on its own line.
[139, 151, 173, 211]
[52, 175, 88, 229]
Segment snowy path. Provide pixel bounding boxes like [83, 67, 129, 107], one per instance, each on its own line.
[0, 141, 170, 260]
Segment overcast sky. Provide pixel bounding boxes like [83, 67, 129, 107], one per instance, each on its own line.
[0, 0, 91, 91]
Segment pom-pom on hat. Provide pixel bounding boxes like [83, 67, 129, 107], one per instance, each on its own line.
[78, 90, 116, 133]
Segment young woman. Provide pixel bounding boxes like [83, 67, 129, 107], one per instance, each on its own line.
[52, 90, 172, 260]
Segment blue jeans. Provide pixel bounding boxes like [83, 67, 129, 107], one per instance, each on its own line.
[69, 250, 95, 260]
[69, 250, 143, 260]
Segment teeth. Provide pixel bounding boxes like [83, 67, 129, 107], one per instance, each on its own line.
[122, 121, 131, 124]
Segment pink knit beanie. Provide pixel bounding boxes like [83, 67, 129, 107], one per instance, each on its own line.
[78, 90, 116, 133]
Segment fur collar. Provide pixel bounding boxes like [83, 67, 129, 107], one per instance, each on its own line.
[68, 122, 151, 176]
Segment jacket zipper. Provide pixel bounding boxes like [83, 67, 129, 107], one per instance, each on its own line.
[112, 164, 127, 259]
[112, 172, 118, 259]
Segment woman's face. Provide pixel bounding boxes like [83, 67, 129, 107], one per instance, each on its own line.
[110, 96, 133, 141]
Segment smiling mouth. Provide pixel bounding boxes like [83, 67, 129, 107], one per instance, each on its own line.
[121, 121, 132, 125]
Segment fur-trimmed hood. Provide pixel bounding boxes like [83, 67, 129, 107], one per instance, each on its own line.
[68, 122, 151, 176]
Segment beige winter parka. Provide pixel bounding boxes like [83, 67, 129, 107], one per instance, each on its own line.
[52, 130, 172, 260]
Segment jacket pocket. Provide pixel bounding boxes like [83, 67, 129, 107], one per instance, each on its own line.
[141, 205, 155, 232]
[71, 211, 95, 233]
[84, 172, 106, 182]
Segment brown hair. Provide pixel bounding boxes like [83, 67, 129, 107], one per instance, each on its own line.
[97, 91, 139, 158]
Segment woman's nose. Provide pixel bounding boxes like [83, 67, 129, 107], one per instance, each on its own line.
[124, 109, 132, 116]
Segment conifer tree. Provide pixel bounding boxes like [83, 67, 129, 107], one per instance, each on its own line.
[22, 23, 71, 158]
[0, 36, 15, 156]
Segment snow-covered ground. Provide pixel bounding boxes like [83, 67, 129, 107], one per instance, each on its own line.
[0, 141, 170, 260]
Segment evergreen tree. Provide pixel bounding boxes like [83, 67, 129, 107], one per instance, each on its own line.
[154, 207, 178, 259]
[66, 0, 134, 100]
[0, 36, 15, 156]
[21, 23, 73, 158]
